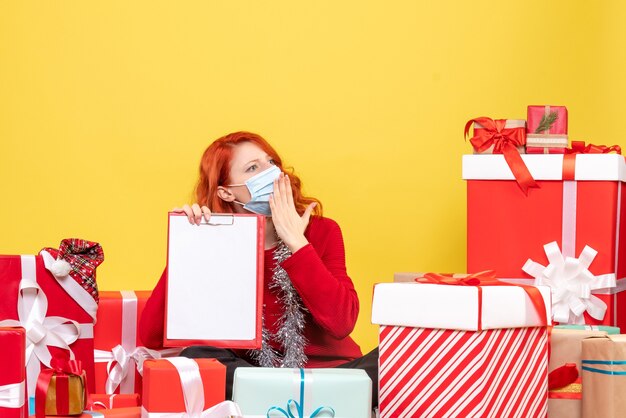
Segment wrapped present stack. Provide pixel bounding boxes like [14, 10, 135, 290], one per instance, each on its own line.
[0, 239, 103, 411]
[461, 106, 626, 417]
[376, 106, 626, 416]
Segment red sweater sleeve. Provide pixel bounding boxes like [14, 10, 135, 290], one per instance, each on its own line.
[281, 217, 359, 339]
[138, 268, 167, 349]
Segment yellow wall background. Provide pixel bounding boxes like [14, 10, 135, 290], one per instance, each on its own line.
[1, 1, 624, 352]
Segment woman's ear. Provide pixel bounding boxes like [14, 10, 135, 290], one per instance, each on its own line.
[217, 186, 235, 202]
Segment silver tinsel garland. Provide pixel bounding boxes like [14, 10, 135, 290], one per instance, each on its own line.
[250, 239, 308, 368]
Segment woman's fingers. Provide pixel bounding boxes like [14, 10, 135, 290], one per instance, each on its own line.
[175, 203, 209, 225]
[201, 206, 212, 223]
[285, 175, 295, 207]
[191, 203, 203, 225]
[180, 204, 194, 224]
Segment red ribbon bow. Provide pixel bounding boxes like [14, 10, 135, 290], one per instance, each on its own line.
[562, 141, 623, 180]
[417, 270, 548, 331]
[465, 117, 538, 194]
[566, 141, 622, 155]
[548, 363, 579, 391]
[36, 359, 86, 418]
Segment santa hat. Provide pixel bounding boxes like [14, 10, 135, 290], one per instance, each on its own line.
[41, 238, 104, 302]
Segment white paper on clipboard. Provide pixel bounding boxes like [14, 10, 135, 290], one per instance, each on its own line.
[165, 213, 262, 346]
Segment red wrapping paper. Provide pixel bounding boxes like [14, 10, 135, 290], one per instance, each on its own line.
[378, 325, 548, 417]
[89, 393, 140, 410]
[527, 105, 568, 135]
[0, 255, 97, 395]
[30, 406, 141, 418]
[93, 291, 151, 395]
[0, 327, 27, 418]
[142, 358, 225, 415]
[526, 146, 567, 154]
[465, 154, 626, 329]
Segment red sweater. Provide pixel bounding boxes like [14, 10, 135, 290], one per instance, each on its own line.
[138, 216, 363, 367]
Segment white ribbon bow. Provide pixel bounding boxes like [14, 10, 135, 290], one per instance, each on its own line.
[0, 256, 82, 397]
[523, 241, 616, 324]
[142, 357, 242, 418]
[95, 345, 180, 394]
[0, 381, 25, 408]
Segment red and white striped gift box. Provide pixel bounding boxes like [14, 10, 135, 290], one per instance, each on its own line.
[372, 281, 551, 418]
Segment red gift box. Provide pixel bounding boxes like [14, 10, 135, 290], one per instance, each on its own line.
[0, 253, 99, 399]
[526, 146, 567, 154]
[93, 291, 179, 396]
[88, 393, 140, 410]
[30, 406, 141, 418]
[142, 358, 231, 417]
[464, 153, 626, 329]
[372, 279, 550, 418]
[527, 105, 568, 135]
[0, 327, 27, 418]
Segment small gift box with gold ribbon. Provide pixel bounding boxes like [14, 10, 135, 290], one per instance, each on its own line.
[372, 271, 551, 418]
[35, 359, 87, 417]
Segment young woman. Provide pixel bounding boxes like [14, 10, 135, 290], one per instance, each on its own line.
[138, 131, 378, 404]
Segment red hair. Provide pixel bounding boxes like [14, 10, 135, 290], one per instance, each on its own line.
[195, 131, 322, 216]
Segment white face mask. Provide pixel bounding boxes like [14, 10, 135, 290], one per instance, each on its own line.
[226, 165, 281, 216]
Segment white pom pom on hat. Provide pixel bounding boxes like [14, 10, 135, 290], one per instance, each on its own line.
[49, 258, 72, 277]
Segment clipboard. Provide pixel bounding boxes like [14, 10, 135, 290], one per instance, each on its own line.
[163, 212, 265, 348]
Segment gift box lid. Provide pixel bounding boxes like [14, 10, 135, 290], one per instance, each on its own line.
[462, 154, 626, 182]
[371, 282, 551, 331]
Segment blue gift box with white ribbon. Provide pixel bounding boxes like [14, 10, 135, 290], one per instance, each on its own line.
[232, 368, 371, 418]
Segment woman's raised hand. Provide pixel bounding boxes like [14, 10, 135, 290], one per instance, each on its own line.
[172, 203, 211, 225]
[269, 173, 316, 253]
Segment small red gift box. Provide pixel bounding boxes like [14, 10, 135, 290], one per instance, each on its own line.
[0, 327, 27, 418]
[526, 146, 567, 154]
[0, 251, 100, 399]
[372, 276, 550, 418]
[464, 152, 626, 329]
[465, 117, 537, 194]
[93, 291, 178, 396]
[527, 105, 568, 136]
[88, 393, 140, 410]
[30, 406, 141, 418]
[142, 358, 227, 417]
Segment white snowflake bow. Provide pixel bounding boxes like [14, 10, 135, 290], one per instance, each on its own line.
[522, 241, 616, 324]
